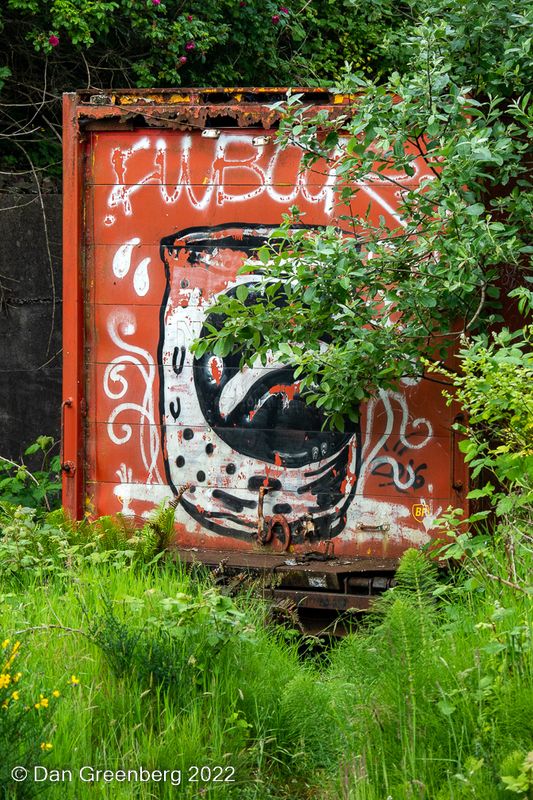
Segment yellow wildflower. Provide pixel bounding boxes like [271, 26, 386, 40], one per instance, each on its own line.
[0, 673, 11, 689]
[68, 675, 80, 686]
[39, 695, 49, 708]
[1, 639, 9, 649]
[13, 672, 22, 683]
[40, 742, 53, 751]
[52, 690, 60, 698]
[11, 691, 19, 701]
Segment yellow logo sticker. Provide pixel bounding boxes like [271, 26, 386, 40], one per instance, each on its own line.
[411, 503, 431, 521]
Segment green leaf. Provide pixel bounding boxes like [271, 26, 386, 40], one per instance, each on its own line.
[213, 338, 229, 357]
[277, 343, 293, 357]
[437, 700, 456, 717]
[419, 294, 437, 308]
[258, 247, 270, 265]
[303, 286, 316, 304]
[464, 203, 485, 216]
[192, 340, 210, 359]
[467, 485, 494, 500]
[236, 284, 249, 303]
[332, 413, 345, 432]
[481, 641, 507, 655]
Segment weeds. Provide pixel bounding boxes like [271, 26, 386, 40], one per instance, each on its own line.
[429, 287, 533, 598]
[325, 549, 533, 800]
[0, 437, 60, 513]
[0, 539, 531, 799]
[86, 586, 255, 699]
[0, 502, 182, 586]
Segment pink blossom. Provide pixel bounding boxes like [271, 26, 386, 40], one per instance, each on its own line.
[152, 0, 161, 4]
[280, 6, 289, 12]
[239, 1, 246, 5]
[48, 35, 59, 47]
[179, 55, 187, 64]
[272, 14, 280, 23]
[187, 14, 193, 21]
[185, 40, 196, 51]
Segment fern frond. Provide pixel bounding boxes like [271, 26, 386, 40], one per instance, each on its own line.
[395, 548, 439, 606]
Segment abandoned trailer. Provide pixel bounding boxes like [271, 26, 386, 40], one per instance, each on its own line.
[61, 89, 468, 612]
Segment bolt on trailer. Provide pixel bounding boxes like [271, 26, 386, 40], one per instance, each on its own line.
[62, 88, 468, 612]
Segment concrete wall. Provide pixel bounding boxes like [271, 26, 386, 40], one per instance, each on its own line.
[0, 193, 62, 460]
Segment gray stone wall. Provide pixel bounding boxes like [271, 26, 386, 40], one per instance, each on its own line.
[0, 192, 62, 460]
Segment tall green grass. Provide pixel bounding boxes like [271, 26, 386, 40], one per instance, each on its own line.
[1, 507, 532, 800]
[324, 551, 533, 799]
[1, 561, 331, 799]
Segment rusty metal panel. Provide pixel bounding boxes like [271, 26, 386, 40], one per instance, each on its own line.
[61, 94, 85, 517]
[266, 589, 373, 612]
[63, 90, 468, 562]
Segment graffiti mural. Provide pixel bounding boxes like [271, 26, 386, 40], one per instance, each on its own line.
[85, 126, 465, 558]
[159, 224, 361, 542]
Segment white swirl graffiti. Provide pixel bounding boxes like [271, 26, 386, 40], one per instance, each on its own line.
[368, 456, 418, 491]
[360, 390, 433, 491]
[115, 463, 133, 515]
[103, 310, 162, 484]
[133, 257, 151, 296]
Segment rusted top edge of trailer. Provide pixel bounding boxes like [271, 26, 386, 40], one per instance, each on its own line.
[72, 87, 355, 104]
[67, 88, 356, 130]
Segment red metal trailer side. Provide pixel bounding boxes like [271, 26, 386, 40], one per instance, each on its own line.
[62, 89, 468, 609]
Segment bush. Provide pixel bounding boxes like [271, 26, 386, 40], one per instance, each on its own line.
[86, 585, 255, 702]
[431, 287, 533, 593]
[0, 437, 60, 514]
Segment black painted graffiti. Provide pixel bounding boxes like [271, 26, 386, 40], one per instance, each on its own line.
[158, 224, 362, 542]
[370, 457, 427, 492]
[172, 345, 186, 376]
[194, 282, 355, 469]
[169, 397, 181, 421]
[370, 437, 427, 492]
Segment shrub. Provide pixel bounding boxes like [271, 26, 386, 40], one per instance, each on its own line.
[431, 287, 533, 593]
[0, 437, 60, 514]
[0, 502, 181, 585]
[86, 585, 256, 701]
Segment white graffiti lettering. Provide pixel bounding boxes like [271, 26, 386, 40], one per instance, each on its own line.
[107, 134, 340, 217]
